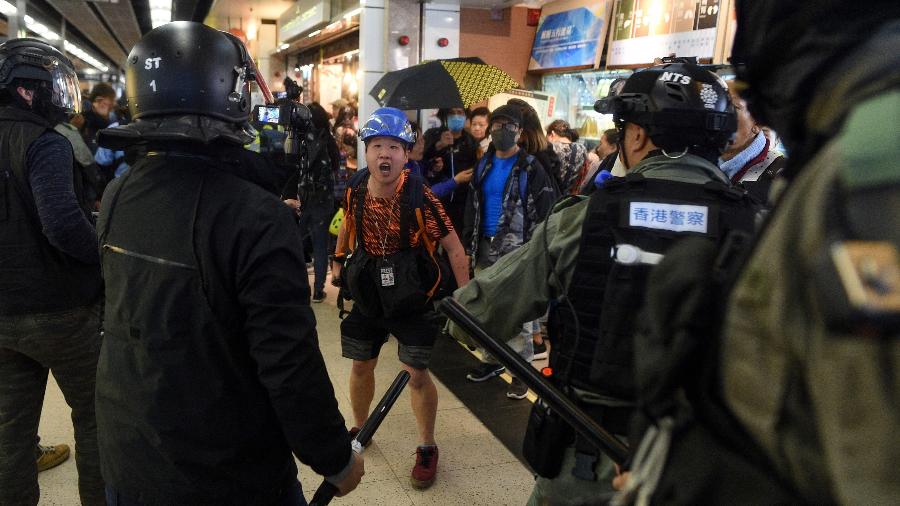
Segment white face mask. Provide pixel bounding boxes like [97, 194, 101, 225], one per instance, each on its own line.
[611, 153, 627, 177]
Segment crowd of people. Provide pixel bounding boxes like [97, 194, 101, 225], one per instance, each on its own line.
[1, 2, 898, 505]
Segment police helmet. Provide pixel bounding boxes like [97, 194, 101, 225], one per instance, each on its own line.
[595, 62, 735, 157]
[124, 22, 271, 123]
[359, 107, 416, 147]
[0, 38, 81, 113]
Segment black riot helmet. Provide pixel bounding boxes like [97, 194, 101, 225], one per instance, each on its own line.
[125, 21, 272, 123]
[595, 62, 735, 162]
[731, 0, 900, 167]
[0, 38, 81, 113]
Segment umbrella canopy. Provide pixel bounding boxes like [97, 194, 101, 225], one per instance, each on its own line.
[370, 57, 520, 110]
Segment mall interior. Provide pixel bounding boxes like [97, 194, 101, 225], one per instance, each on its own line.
[0, 1, 843, 505]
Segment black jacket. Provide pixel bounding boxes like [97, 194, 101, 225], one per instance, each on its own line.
[423, 127, 477, 228]
[96, 145, 350, 505]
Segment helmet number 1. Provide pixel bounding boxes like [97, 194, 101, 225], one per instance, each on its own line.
[149, 80, 157, 92]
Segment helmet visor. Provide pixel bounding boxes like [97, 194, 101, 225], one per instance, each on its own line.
[49, 62, 81, 114]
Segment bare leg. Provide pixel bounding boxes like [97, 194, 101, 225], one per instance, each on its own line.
[349, 358, 378, 428]
[403, 364, 438, 445]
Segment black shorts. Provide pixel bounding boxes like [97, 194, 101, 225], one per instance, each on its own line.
[340, 307, 441, 369]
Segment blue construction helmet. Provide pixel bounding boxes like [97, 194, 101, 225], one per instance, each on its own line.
[359, 107, 416, 147]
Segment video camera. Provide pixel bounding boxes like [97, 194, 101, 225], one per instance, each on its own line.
[252, 102, 311, 130]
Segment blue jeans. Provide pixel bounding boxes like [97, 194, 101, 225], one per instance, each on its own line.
[105, 480, 307, 506]
[298, 200, 332, 294]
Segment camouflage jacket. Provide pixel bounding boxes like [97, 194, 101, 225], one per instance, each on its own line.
[550, 140, 588, 195]
[462, 147, 559, 267]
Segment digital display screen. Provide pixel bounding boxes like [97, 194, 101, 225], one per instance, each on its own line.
[257, 106, 280, 124]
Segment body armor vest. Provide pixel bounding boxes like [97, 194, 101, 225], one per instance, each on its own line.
[550, 173, 758, 401]
[0, 106, 101, 315]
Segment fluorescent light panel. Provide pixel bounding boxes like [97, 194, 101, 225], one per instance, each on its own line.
[0, 1, 110, 72]
[150, 0, 171, 28]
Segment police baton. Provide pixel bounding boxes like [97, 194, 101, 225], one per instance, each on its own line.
[438, 298, 629, 464]
[308, 370, 410, 506]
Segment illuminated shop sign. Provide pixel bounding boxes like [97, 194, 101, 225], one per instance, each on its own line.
[607, 0, 722, 66]
[529, 0, 612, 71]
[279, 0, 331, 42]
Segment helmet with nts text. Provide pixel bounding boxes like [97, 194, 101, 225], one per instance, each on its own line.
[360, 107, 415, 147]
[595, 62, 735, 158]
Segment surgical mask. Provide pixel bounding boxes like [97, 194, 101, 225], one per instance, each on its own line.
[491, 129, 518, 152]
[611, 152, 627, 177]
[447, 114, 466, 132]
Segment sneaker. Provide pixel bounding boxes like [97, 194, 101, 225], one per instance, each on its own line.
[532, 341, 549, 360]
[312, 290, 326, 303]
[506, 377, 529, 399]
[36, 444, 70, 472]
[466, 362, 505, 382]
[410, 445, 439, 489]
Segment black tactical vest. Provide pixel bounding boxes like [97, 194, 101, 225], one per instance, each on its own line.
[0, 106, 101, 315]
[550, 173, 757, 401]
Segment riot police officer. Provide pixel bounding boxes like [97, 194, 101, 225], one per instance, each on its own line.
[448, 61, 758, 504]
[95, 22, 363, 504]
[0, 37, 104, 506]
[620, 2, 900, 504]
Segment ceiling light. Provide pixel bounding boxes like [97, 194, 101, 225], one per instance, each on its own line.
[280, 43, 291, 50]
[307, 30, 321, 38]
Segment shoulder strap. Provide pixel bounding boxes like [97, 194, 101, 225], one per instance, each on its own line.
[401, 172, 430, 251]
[474, 154, 489, 185]
[349, 169, 370, 250]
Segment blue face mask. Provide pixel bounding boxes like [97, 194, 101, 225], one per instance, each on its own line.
[447, 114, 466, 132]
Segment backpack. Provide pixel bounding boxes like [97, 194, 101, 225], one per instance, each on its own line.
[340, 169, 450, 318]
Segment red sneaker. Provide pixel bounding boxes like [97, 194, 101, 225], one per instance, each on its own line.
[410, 445, 438, 489]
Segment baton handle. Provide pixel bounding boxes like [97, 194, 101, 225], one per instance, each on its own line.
[438, 298, 629, 464]
[309, 371, 411, 506]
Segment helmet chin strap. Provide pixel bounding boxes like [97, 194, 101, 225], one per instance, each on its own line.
[616, 123, 631, 172]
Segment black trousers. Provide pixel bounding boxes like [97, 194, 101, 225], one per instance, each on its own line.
[0, 302, 104, 506]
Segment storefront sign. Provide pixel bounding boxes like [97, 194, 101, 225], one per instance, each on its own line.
[607, 0, 722, 66]
[279, 0, 331, 42]
[528, 0, 613, 71]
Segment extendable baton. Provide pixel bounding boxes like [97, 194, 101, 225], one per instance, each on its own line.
[438, 298, 629, 464]
[308, 370, 410, 506]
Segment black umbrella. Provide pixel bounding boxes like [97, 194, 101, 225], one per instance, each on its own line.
[370, 57, 520, 109]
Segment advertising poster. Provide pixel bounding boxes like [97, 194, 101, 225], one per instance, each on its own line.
[607, 0, 722, 66]
[529, 0, 613, 71]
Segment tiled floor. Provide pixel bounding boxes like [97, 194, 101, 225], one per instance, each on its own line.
[35, 278, 536, 505]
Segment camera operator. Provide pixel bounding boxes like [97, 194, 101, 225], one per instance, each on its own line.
[282, 101, 341, 303]
[95, 22, 363, 504]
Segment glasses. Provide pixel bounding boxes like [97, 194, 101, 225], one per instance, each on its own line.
[490, 122, 519, 133]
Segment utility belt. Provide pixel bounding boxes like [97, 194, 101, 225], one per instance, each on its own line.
[524, 393, 631, 480]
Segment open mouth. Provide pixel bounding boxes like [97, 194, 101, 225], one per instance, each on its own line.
[378, 163, 392, 175]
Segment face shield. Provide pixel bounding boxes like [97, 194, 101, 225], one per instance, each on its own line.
[47, 58, 81, 114]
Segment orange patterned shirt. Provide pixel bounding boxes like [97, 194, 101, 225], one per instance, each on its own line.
[344, 170, 454, 256]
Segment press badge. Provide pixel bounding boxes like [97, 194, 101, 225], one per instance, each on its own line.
[380, 265, 395, 287]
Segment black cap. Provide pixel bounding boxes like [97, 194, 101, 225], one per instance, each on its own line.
[489, 104, 522, 126]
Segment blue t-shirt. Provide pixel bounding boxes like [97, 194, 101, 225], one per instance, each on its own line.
[481, 154, 517, 237]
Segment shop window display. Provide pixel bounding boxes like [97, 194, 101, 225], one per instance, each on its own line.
[542, 70, 631, 149]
